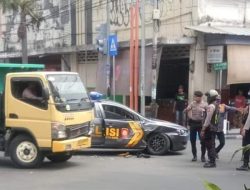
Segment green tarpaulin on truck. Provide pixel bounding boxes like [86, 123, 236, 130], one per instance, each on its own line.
[0, 63, 45, 93]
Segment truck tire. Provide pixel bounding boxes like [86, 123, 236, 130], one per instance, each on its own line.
[9, 135, 44, 168]
[46, 153, 72, 163]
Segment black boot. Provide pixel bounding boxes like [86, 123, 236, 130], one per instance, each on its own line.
[236, 164, 249, 171]
[203, 162, 216, 168]
[201, 156, 206, 162]
[215, 153, 219, 159]
[192, 156, 197, 162]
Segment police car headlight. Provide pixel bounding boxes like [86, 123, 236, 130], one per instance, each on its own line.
[52, 122, 67, 139]
[177, 129, 187, 135]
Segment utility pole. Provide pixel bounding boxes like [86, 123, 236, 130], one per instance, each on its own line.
[106, 0, 111, 98]
[140, 0, 146, 116]
[150, 0, 160, 118]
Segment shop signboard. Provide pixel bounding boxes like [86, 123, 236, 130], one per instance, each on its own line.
[207, 46, 223, 63]
[213, 62, 227, 71]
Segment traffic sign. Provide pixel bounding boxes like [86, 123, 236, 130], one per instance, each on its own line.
[213, 62, 227, 71]
[108, 35, 118, 56]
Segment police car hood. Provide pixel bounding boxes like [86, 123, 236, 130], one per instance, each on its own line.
[142, 118, 187, 132]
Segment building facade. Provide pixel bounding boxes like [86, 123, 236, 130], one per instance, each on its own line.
[1, 0, 250, 120]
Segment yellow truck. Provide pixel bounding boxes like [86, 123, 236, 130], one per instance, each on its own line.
[0, 64, 93, 168]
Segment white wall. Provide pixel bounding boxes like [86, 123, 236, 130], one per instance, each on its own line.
[189, 33, 216, 102]
[198, 0, 250, 26]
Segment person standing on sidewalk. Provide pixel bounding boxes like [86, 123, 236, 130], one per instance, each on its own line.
[215, 96, 241, 159]
[201, 89, 220, 168]
[185, 91, 207, 162]
[237, 105, 250, 171]
[173, 85, 187, 126]
[233, 90, 246, 128]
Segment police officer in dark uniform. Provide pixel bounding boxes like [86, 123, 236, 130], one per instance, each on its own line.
[201, 89, 219, 168]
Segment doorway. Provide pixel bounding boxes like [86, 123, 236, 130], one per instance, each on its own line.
[157, 45, 190, 122]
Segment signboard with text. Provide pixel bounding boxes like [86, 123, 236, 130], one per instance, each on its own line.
[207, 46, 223, 63]
[213, 62, 227, 71]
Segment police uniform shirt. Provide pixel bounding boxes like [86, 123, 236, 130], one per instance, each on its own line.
[187, 101, 208, 121]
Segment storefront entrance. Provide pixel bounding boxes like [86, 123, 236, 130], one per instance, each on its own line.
[157, 45, 190, 122]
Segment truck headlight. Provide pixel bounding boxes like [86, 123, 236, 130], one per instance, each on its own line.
[88, 121, 95, 135]
[52, 122, 67, 139]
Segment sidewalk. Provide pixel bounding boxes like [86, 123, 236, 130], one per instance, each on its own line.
[225, 128, 242, 139]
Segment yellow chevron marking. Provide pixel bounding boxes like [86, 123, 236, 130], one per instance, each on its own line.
[126, 121, 144, 148]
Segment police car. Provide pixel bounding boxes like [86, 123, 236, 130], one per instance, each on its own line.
[90, 92, 188, 155]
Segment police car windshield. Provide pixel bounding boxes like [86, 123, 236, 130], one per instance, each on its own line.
[47, 74, 91, 111]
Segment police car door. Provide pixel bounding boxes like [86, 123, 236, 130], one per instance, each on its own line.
[101, 103, 143, 148]
[91, 103, 105, 146]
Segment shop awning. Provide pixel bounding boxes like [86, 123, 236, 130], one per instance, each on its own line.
[227, 45, 250, 84]
[186, 25, 250, 36]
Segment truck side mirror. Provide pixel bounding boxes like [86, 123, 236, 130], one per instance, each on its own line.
[43, 87, 50, 100]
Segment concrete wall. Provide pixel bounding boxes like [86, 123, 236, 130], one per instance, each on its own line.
[91, 0, 196, 44]
[198, 0, 250, 26]
[189, 33, 216, 102]
[0, 0, 72, 57]
[66, 53, 97, 90]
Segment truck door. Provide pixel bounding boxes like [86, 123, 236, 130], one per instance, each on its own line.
[101, 104, 144, 148]
[5, 77, 51, 147]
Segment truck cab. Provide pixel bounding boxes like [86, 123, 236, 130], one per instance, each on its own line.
[0, 64, 93, 168]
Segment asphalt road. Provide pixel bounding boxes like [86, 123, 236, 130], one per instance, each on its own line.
[0, 138, 249, 190]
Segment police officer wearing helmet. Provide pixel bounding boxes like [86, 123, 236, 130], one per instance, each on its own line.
[201, 89, 219, 168]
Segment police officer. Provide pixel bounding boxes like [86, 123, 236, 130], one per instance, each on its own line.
[201, 89, 219, 168]
[237, 105, 250, 171]
[185, 91, 207, 162]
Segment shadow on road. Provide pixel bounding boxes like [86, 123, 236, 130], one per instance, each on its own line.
[0, 157, 16, 169]
[74, 150, 184, 157]
[0, 157, 82, 170]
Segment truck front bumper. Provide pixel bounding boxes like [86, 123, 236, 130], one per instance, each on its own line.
[52, 136, 91, 153]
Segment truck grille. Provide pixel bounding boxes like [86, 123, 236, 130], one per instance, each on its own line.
[67, 122, 90, 139]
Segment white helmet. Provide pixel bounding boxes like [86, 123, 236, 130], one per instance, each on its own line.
[206, 89, 219, 97]
[205, 89, 219, 103]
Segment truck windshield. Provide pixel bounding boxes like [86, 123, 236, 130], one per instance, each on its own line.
[47, 74, 92, 112]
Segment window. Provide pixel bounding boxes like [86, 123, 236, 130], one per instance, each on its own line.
[102, 104, 135, 120]
[11, 78, 47, 110]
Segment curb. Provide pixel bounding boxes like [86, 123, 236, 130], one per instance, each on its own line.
[225, 134, 242, 139]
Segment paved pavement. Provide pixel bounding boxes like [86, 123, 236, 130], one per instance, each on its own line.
[225, 128, 242, 139]
[0, 138, 249, 190]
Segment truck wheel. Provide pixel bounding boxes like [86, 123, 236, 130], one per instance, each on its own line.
[146, 133, 170, 155]
[9, 135, 44, 168]
[46, 153, 72, 163]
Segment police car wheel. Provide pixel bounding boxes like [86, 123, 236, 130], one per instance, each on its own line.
[46, 153, 72, 163]
[9, 135, 44, 168]
[147, 133, 170, 155]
